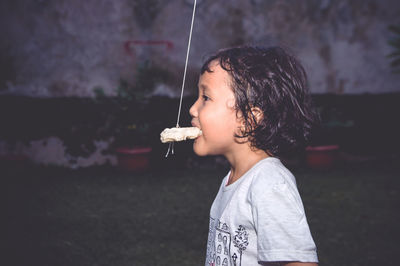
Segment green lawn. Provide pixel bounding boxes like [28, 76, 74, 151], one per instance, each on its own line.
[2, 159, 399, 266]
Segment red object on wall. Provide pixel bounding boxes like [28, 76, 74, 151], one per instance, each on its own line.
[305, 145, 340, 169]
[116, 147, 152, 172]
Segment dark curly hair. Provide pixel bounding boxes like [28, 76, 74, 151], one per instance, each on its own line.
[201, 46, 319, 157]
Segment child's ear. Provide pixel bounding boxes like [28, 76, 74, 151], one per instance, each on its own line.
[250, 107, 263, 126]
[237, 107, 263, 128]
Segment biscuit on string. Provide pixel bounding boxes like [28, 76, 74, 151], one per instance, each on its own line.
[160, 0, 199, 157]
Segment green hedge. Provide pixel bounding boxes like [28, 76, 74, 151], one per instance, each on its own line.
[0, 95, 192, 157]
[1, 94, 399, 157]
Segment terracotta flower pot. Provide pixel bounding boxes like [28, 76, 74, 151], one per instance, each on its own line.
[115, 147, 152, 172]
[305, 145, 340, 170]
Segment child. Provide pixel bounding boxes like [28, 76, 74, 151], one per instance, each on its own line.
[189, 46, 319, 266]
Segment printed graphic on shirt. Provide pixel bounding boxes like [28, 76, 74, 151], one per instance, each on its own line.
[206, 218, 249, 266]
[206, 218, 216, 265]
[232, 225, 249, 266]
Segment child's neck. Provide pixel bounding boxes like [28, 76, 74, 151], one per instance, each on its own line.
[226, 146, 269, 186]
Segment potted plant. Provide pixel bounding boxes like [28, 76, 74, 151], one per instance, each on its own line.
[94, 61, 171, 171]
[114, 130, 153, 172]
[306, 104, 354, 169]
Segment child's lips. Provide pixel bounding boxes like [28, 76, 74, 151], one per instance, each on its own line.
[191, 121, 200, 129]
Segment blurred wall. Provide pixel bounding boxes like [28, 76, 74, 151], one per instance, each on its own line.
[1, 0, 400, 97]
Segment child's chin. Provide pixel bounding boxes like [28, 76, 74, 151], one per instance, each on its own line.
[193, 143, 208, 157]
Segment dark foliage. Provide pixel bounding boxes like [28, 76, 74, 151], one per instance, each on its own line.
[0, 93, 399, 159]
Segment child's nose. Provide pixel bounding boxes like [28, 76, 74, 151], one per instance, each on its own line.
[189, 101, 198, 118]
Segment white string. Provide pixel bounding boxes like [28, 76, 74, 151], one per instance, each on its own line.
[166, 0, 197, 157]
[176, 0, 197, 127]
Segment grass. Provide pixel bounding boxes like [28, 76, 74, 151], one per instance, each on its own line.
[298, 162, 400, 266]
[2, 159, 399, 266]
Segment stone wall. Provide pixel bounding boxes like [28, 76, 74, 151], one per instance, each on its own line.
[1, 0, 400, 97]
[1, 0, 400, 168]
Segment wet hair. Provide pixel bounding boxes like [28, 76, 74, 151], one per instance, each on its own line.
[201, 46, 319, 157]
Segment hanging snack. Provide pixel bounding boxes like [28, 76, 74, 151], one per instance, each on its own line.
[162, 0, 197, 157]
[160, 127, 202, 143]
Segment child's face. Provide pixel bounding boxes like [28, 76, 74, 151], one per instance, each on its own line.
[189, 61, 242, 157]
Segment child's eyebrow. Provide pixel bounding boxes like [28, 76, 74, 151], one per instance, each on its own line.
[198, 83, 209, 93]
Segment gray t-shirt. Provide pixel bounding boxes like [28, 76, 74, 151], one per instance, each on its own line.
[205, 157, 318, 266]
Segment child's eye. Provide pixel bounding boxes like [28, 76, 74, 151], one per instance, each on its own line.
[202, 95, 210, 101]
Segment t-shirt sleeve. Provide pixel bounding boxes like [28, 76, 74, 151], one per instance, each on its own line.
[249, 168, 318, 263]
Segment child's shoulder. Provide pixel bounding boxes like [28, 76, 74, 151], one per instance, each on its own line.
[248, 157, 296, 190]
